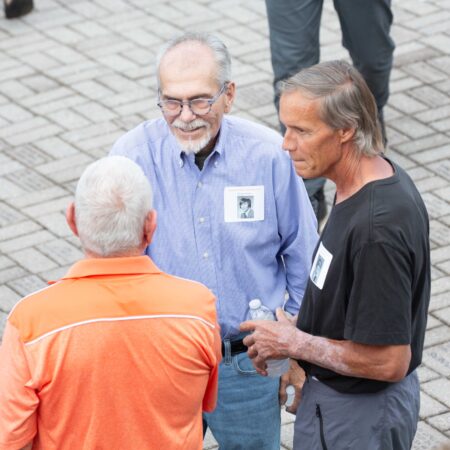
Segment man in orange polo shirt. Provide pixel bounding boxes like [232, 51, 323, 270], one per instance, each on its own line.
[0, 156, 221, 450]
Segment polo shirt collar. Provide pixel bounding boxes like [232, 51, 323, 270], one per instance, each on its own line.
[60, 256, 161, 280]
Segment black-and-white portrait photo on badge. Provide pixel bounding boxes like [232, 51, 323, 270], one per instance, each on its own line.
[237, 196, 254, 219]
[224, 186, 264, 222]
[310, 242, 333, 289]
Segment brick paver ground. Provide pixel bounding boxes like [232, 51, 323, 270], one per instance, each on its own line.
[0, 0, 449, 448]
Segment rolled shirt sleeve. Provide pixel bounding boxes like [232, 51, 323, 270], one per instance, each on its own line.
[274, 151, 318, 315]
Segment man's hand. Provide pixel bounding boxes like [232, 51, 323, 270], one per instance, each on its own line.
[279, 359, 305, 414]
[240, 308, 298, 375]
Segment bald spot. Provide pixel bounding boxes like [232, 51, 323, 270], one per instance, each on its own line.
[159, 41, 219, 89]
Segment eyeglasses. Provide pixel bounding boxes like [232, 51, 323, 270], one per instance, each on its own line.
[157, 83, 228, 117]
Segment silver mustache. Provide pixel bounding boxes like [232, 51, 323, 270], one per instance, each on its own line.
[172, 119, 209, 131]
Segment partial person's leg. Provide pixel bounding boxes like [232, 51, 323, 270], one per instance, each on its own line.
[295, 377, 388, 449]
[204, 351, 281, 450]
[334, 0, 395, 143]
[380, 371, 420, 449]
[294, 374, 419, 450]
[293, 378, 322, 450]
[303, 178, 327, 224]
[265, 0, 323, 111]
[4, 0, 33, 18]
[265, 0, 327, 222]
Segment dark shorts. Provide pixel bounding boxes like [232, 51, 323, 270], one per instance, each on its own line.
[294, 371, 420, 450]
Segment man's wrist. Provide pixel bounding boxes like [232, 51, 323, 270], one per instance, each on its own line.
[288, 327, 305, 359]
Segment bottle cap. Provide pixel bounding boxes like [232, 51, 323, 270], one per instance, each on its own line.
[249, 299, 262, 309]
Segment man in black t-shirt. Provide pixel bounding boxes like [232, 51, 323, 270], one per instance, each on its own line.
[241, 60, 430, 450]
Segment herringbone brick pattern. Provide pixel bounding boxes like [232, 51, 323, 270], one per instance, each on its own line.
[0, 1, 449, 448]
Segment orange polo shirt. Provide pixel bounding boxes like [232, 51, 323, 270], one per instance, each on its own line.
[0, 256, 221, 450]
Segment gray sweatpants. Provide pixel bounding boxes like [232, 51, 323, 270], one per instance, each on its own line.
[294, 371, 420, 450]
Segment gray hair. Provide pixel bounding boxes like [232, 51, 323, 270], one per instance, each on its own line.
[281, 60, 383, 156]
[74, 156, 153, 257]
[155, 32, 232, 88]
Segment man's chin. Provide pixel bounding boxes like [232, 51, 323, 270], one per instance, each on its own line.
[182, 148, 200, 155]
[176, 135, 212, 155]
[293, 163, 315, 179]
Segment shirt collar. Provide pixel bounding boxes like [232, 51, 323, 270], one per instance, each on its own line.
[56, 256, 161, 281]
[211, 115, 228, 156]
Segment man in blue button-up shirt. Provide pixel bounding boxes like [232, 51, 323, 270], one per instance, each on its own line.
[111, 32, 318, 450]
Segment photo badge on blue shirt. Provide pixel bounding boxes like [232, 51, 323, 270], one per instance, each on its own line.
[224, 185, 264, 222]
[310, 242, 333, 289]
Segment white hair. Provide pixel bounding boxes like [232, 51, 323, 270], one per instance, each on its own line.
[74, 156, 153, 257]
[155, 32, 232, 89]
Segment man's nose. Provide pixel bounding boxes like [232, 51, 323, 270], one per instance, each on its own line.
[282, 133, 293, 153]
[179, 103, 196, 122]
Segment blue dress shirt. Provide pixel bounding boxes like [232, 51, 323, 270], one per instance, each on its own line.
[111, 115, 318, 338]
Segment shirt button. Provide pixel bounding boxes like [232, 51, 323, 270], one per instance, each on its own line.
[199, 217, 205, 223]
[214, 161, 218, 167]
[203, 252, 209, 259]
[198, 181, 203, 188]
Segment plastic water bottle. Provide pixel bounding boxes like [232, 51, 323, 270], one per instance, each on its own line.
[285, 385, 295, 408]
[248, 299, 290, 377]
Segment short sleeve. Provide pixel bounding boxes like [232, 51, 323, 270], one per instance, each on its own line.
[202, 324, 222, 413]
[344, 242, 412, 345]
[0, 322, 38, 450]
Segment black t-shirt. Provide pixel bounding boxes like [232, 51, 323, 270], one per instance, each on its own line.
[297, 159, 430, 394]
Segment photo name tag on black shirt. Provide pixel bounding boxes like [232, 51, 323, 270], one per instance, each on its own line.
[310, 242, 333, 289]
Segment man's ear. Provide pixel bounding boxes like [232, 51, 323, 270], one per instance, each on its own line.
[143, 210, 157, 247]
[339, 127, 355, 144]
[66, 202, 79, 237]
[224, 82, 236, 113]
